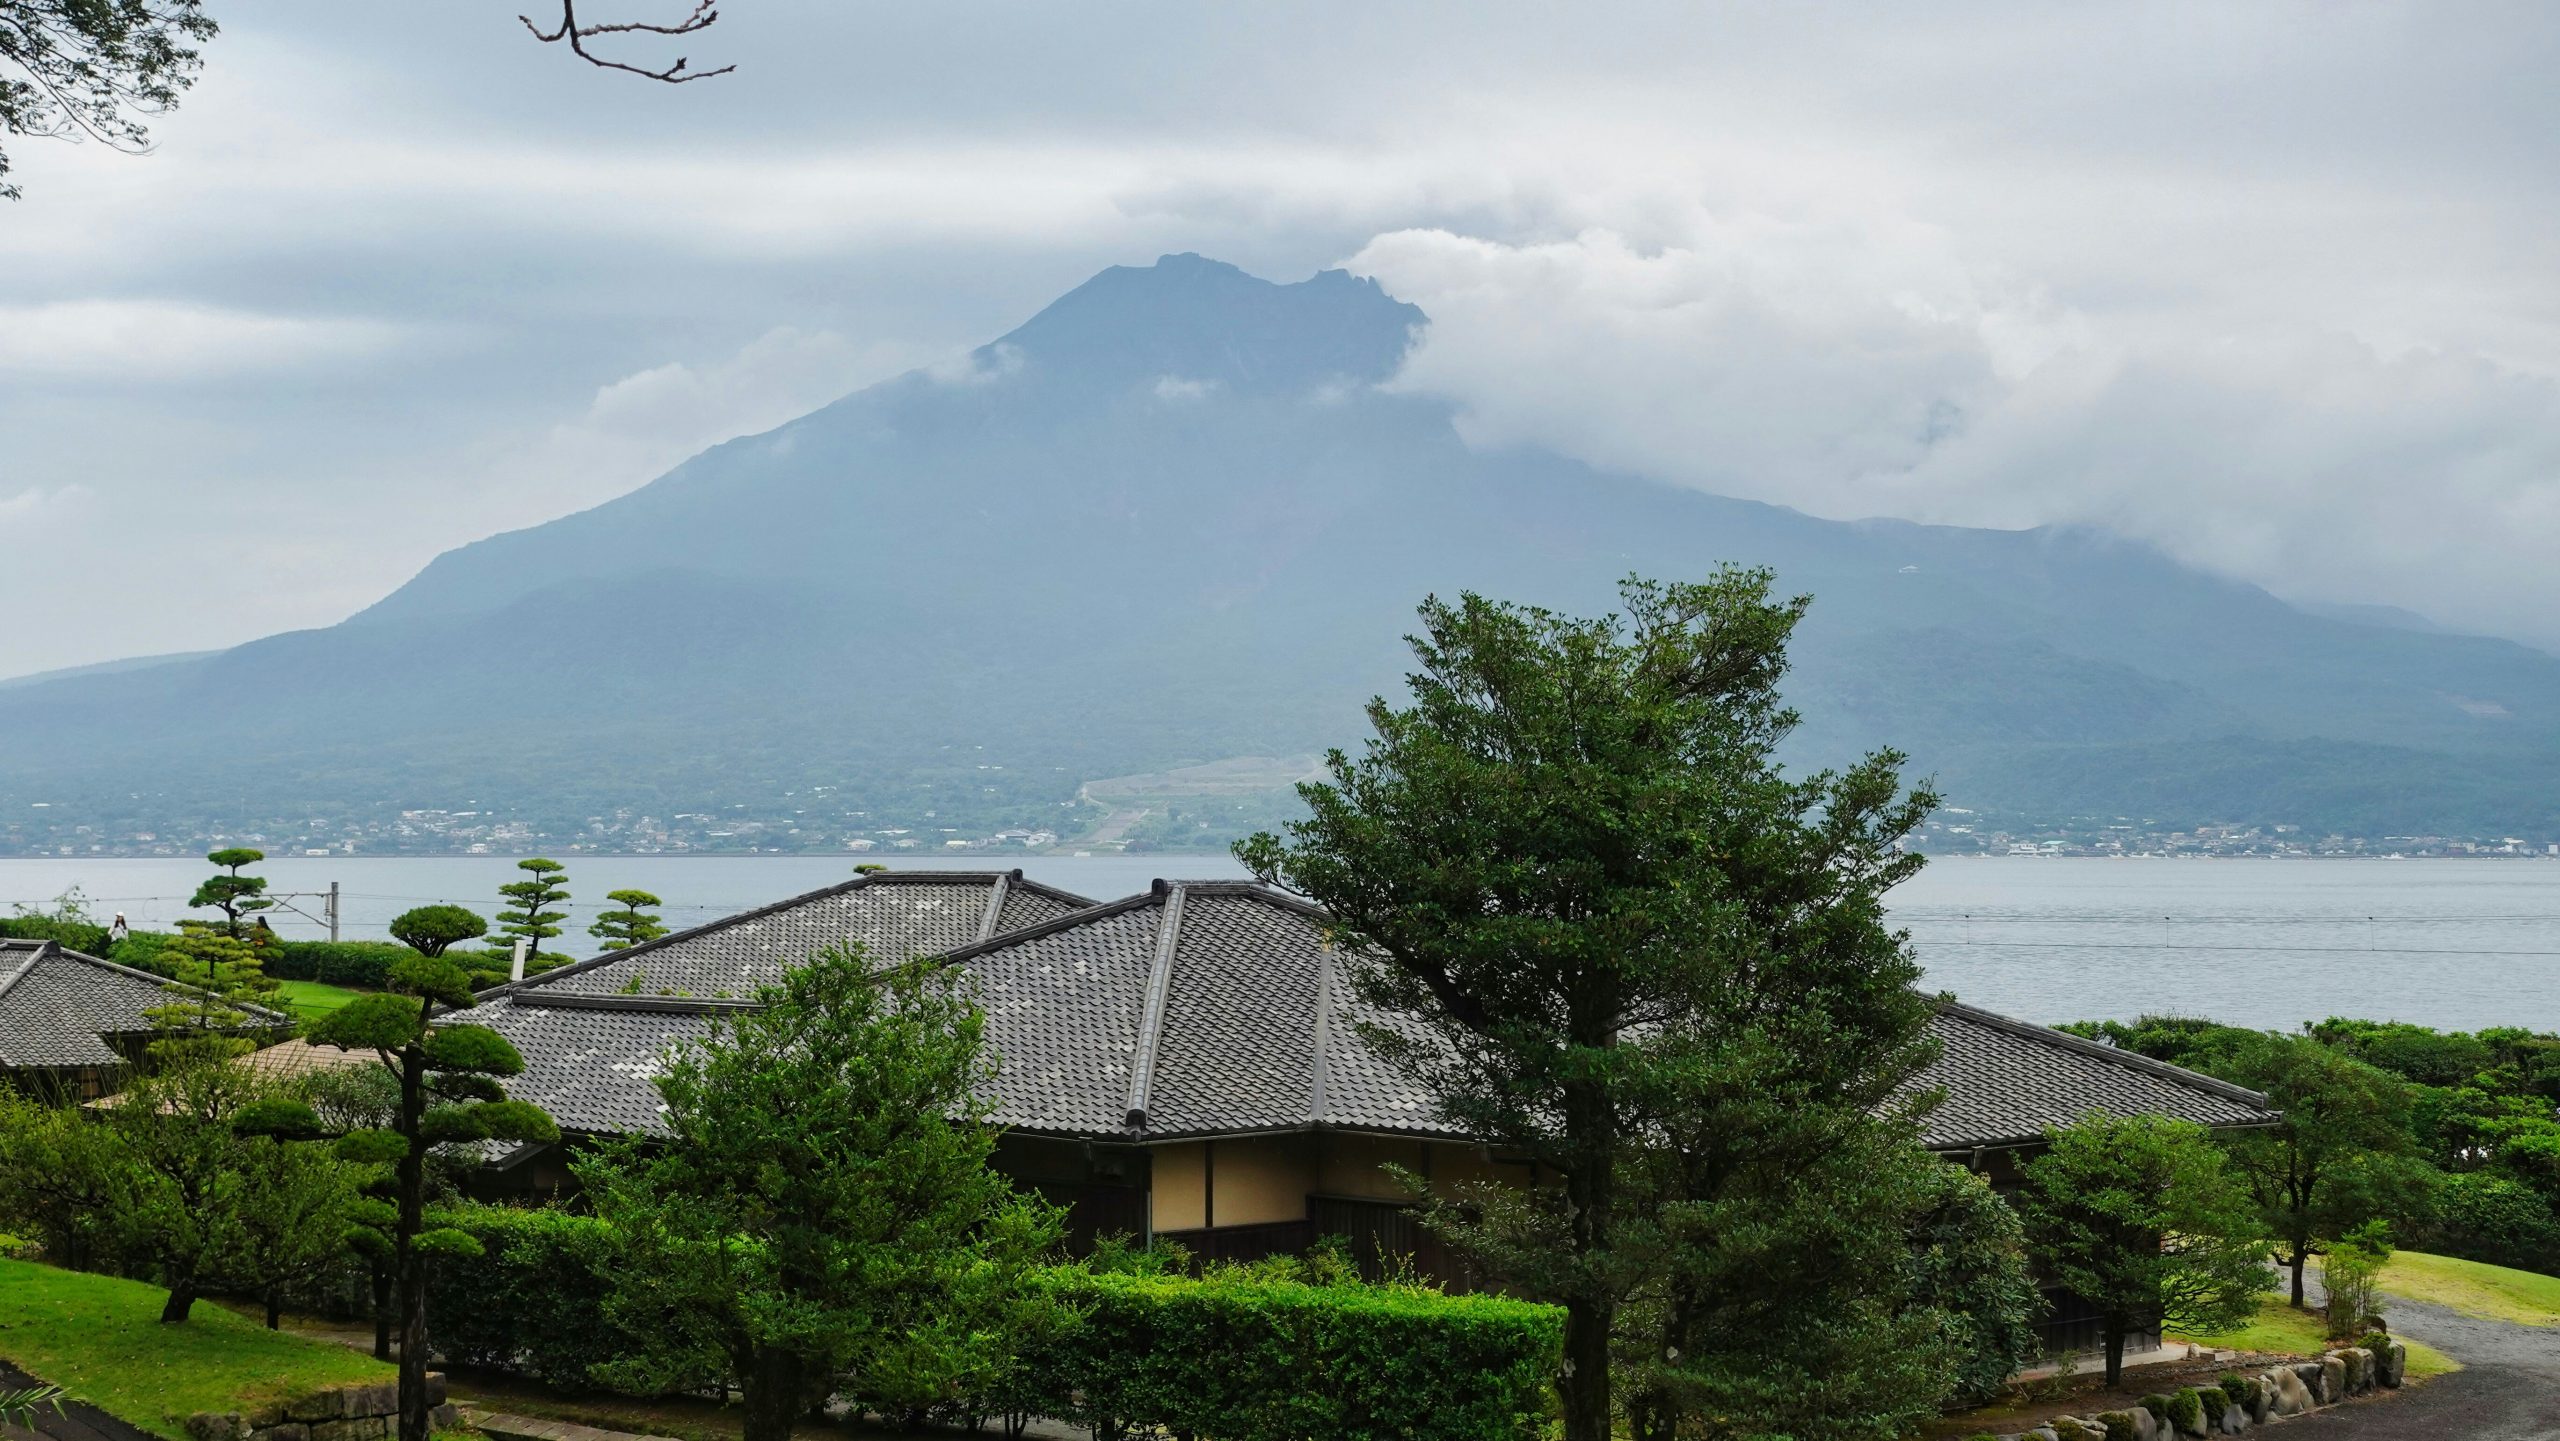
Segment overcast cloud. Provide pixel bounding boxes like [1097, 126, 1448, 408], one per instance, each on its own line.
[3, 1, 2557, 674]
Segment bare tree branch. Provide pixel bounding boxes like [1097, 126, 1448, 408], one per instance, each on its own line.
[518, 0, 735, 83]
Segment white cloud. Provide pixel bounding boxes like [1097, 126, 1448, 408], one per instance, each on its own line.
[1354, 223, 2560, 646]
[0, 300, 404, 381]
[1152, 375, 1219, 402]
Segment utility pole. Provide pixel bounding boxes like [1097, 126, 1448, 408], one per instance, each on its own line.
[265, 880, 342, 942]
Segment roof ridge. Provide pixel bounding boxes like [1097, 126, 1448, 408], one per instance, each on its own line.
[1122, 884, 1187, 1129]
[478, 867, 1062, 1002]
[973, 871, 1013, 943]
[0, 941, 48, 1014]
[1308, 941, 1334, 1127]
[1936, 1000, 2273, 1109]
[930, 886, 1167, 964]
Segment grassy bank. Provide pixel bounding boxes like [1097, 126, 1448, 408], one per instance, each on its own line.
[2382, 1250, 2560, 1328]
[271, 979, 363, 1022]
[0, 1259, 392, 1439]
[2174, 1297, 2457, 1379]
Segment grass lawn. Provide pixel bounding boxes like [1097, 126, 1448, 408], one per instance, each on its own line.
[2381, 1250, 2560, 1328]
[272, 979, 364, 1022]
[2174, 1297, 2457, 1380]
[0, 1259, 393, 1439]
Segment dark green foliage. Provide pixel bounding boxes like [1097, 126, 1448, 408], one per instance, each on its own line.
[0, 913, 108, 955]
[386, 906, 486, 959]
[2015, 1114, 2272, 1386]
[0, 0, 216, 200]
[190, 848, 272, 935]
[576, 947, 1065, 1441]
[146, 927, 282, 1064]
[2309, 1019, 2497, 1088]
[2420, 1172, 2560, 1273]
[424, 1204, 642, 1390]
[2096, 1410, 2140, 1441]
[1017, 1268, 1563, 1441]
[494, 859, 570, 969]
[589, 888, 668, 951]
[300, 905, 553, 1441]
[1239, 570, 1943, 1441]
[2218, 1373, 2252, 1404]
[1908, 1163, 2046, 1407]
[268, 941, 418, 988]
[2182, 1385, 2217, 1428]
[2137, 1394, 2170, 1420]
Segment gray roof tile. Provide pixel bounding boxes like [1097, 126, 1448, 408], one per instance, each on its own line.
[0, 939, 291, 1070]
[472, 874, 2275, 1151]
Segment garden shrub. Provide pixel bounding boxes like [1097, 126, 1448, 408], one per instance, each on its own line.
[1906, 1163, 2043, 1407]
[108, 931, 178, 975]
[0, 916, 110, 955]
[2167, 1388, 2204, 1434]
[424, 1203, 650, 1390]
[1016, 1267, 1563, 1441]
[2096, 1409, 2141, 1441]
[2137, 1393, 2171, 1421]
[2422, 1171, 2560, 1273]
[268, 940, 418, 988]
[2196, 1384, 2228, 1425]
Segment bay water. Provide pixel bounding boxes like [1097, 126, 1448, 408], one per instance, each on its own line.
[6, 854, 2553, 1034]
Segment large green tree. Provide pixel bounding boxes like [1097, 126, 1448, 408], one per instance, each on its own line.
[2205, 1032, 2434, 1307]
[99, 1058, 265, 1323]
[2014, 1113, 2272, 1386]
[495, 858, 571, 971]
[258, 904, 556, 1441]
[575, 947, 1066, 1441]
[1239, 569, 1945, 1441]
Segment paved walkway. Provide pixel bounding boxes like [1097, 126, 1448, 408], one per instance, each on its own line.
[2285, 1295, 2560, 1440]
[472, 1412, 679, 1441]
[0, 1364, 152, 1441]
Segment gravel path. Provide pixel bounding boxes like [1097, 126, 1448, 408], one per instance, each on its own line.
[2282, 1295, 2560, 1440]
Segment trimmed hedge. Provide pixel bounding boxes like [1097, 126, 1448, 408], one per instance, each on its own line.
[269, 940, 420, 988]
[424, 1204, 644, 1390]
[1020, 1268, 1562, 1441]
[424, 1206, 1563, 1440]
[0, 916, 111, 955]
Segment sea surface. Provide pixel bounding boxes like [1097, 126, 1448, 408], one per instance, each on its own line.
[5, 854, 2554, 1034]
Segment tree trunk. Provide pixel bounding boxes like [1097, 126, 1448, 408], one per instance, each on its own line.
[372, 1263, 392, 1360]
[266, 1288, 283, 1329]
[2291, 1245, 2309, 1308]
[396, 1043, 432, 1441]
[2103, 1321, 2127, 1388]
[1558, 1074, 1617, 1441]
[159, 1279, 197, 1324]
[740, 1345, 807, 1441]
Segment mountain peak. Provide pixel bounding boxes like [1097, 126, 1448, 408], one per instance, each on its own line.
[984, 253, 1425, 395]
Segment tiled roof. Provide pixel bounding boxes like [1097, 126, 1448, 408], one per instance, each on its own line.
[473, 870, 1093, 1135]
[483, 869, 1094, 1002]
[0, 939, 292, 1070]
[1907, 1003, 2279, 1149]
[474, 874, 2276, 1151]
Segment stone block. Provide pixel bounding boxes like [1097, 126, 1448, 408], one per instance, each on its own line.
[355, 1382, 400, 1417]
[2265, 1367, 2313, 1416]
[308, 1419, 355, 1441]
[2319, 1353, 2347, 1403]
[423, 1372, 448, 1407]
[185, 1412, 247, 1441]
[2374, 1338, 2406, 1388]
[428, 1405, 462, 1431]
[287, 1394, 339, 1425]
[2288, 1361, 2325, 1405]
[262, 1425, 310, 1441]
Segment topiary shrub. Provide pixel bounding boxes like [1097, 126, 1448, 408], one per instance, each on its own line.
[2218, 1372, 2249, 1403]
[2167, 1387, 2205, 1435]
[1016, 1267, 1564, 1441]
[2096, 1409, 2143, 1441]
[2139, 1393, 2173, 1421]
[270, 939, 423, 988]
[2196, 1385, 2228, 1425]
[424, 1203, 658, 1390]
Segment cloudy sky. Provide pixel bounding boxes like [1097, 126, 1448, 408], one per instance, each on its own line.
[5, 1, 2558, 676]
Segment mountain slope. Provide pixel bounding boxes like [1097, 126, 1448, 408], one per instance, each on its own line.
[4, 254, 2557, 848]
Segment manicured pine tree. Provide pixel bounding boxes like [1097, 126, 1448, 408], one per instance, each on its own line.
[246, 903, 556, 1441]
[589, 888, 668, 951]
[190, 846, 272, 936]
[496, 858, 571, 970]
[145, 926, 282, 1065]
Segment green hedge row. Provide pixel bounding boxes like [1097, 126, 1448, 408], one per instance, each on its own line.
[0, 916, 111, 955]
[1021, 1268, 1562, 1441]
[424, 1205, 639, 1390]
[422, 1205, 1563, 1440]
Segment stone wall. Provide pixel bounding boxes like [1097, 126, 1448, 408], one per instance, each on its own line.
[1977, 1339, 2407, 1441]
[184, 1374, 460, 1441]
